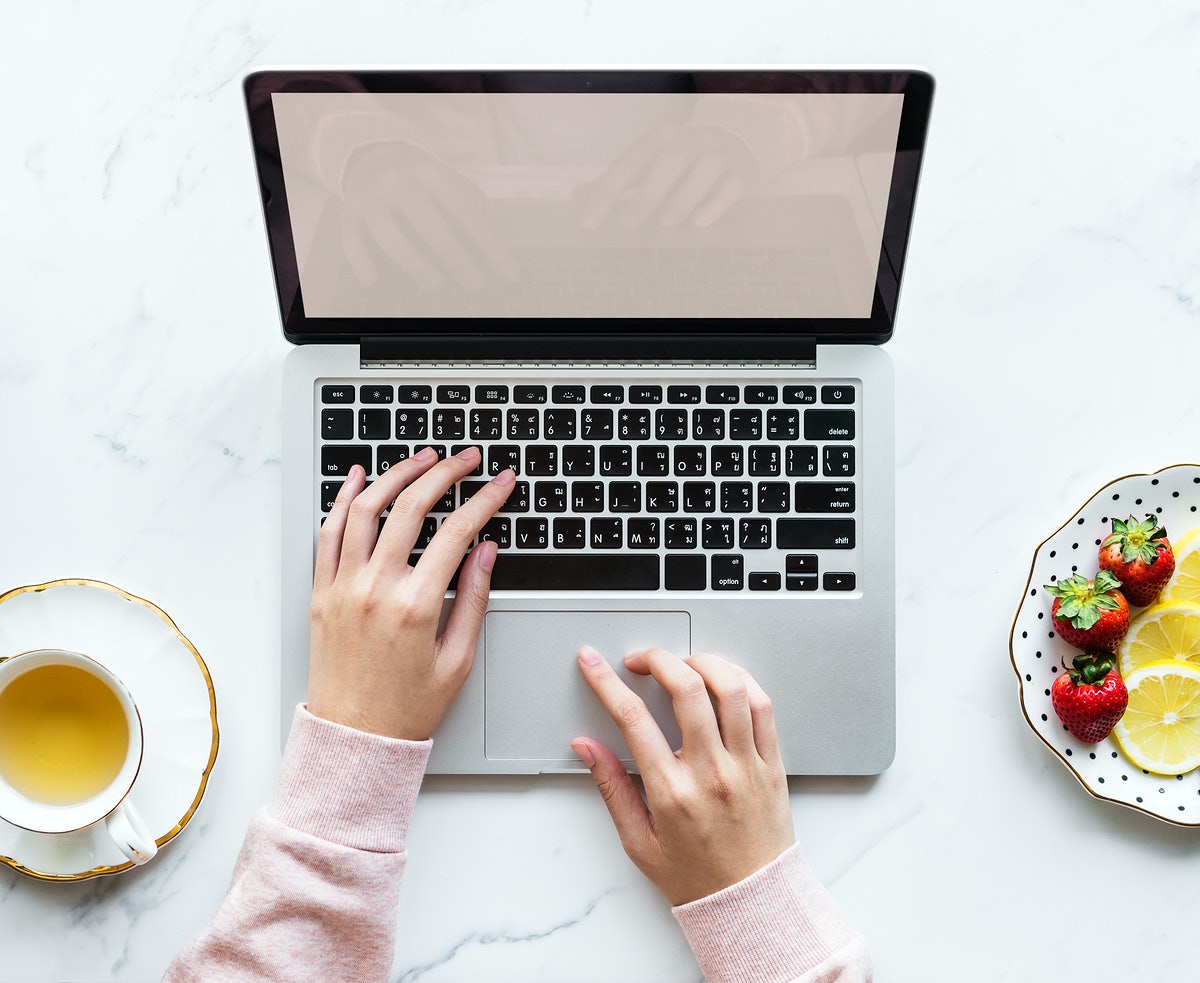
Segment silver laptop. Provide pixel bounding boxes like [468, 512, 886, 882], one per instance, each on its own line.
[244, 67, 934, 775]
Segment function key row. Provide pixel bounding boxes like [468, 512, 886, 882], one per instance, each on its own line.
[322, 383, 856, 406]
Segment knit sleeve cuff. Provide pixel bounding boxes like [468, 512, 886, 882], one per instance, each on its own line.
[267, 705, 432, 854]
[672, 843, 867, 983]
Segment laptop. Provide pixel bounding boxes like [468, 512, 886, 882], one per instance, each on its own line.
[243, 67, 934, 775]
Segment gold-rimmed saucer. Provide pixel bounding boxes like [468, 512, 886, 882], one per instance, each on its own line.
[0, 579, 218, 880]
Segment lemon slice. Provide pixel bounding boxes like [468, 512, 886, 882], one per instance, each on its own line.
[1116, 602, 1200, 676]
[1112, 659, 1200, 775]
[1161, 526, 1200, 606]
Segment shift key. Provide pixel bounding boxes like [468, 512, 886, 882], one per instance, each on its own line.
[776, 518, 855, 549]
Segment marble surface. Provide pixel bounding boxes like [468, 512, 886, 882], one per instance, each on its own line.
[3, 1, 1200, 980]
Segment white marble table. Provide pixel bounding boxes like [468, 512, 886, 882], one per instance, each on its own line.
[4, 2, 1200, 980]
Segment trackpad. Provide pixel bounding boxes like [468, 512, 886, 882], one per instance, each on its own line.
[484, 611, 690, 763]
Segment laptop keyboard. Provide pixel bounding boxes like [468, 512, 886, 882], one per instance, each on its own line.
[317, 377, 859, 593]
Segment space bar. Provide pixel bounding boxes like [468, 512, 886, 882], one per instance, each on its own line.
[489, 554, 660, 590]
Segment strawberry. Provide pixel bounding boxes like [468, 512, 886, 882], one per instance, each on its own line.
[1043, 570, 1130, 650]
[1098, 514, 1175, 606]
[1050, 651, 1129, 742]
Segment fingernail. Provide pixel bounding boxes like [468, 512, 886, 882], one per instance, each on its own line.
[571, 739, 596, 768]
[492, 468, 516, 487]
[456, 445, 480, 460]
[414, 446, 437, 462]
[578, 645, 601, 666]
[478, 540, 497, 573]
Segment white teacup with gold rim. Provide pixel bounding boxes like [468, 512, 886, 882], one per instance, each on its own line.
[0, 648, 157, 864]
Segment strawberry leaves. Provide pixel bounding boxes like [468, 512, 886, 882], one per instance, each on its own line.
[1044, 570, 1124, 630]
[1101, 514, 1170, 566]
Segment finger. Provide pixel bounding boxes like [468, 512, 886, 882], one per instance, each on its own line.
[571, 737, 657, 861]
[656, 153, 725, 228]
[313, 464, 367, 592]
[410, 466, 515, 592]
[373, 448, 489, 574]
[683, 652, 756, 757]
[337, 447, 439, 570]
[727, 662, 782, 764]
[435, 540, 499, 676]
[622, 647, 722, 755]
[364, 210, 444, 290]
[691, 172, 744, 228]
[576, 646, 676, 776]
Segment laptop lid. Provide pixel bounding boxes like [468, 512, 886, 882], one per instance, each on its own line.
[244, 68, 934, 360]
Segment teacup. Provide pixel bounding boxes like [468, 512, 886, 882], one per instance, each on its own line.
[0, 648, 157, 865]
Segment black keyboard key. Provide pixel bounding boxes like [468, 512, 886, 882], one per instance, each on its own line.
[514, 385, 548, 404]
[748, 445, 780, 477]
[449, 445, 484, 476]
[655, 409, 688, 440]
[437, 385, 470, 403]
[744, 385, 779, 405]
[431, 409, 465, 440]
[562, 445, 596, 476]
[805, 409, 855, 441]
[589, 518, 623, 548]
[321, 385, 354, 404]
[645, 481, 678, 513]
[599, 444, 632, 476]
[787, 445, 819, 477]
[507, 409, 539, 440]
[608, 481, 642, 512]
[766, 409, 800, 440]
[322, 408, 354, 440]
[581, 409, 614, 440]
[637, 445, 671, 476]
[823, 572, 857, 591]
[553, 518, 586, 549]
[498, 481, 531, 513]
[360, 385, 394, 404]
[590, 385, 624, 404]
[377, 445, 410, 473]
[674, 445, 706, 476]
[794, 481, 855, 513]
[516, 517, 550, 549]
[720, 481, 754, 513]
[525, 445, 558, 476]
[618, 409, 652, 440]
[479, 517, 511, 549]
[627, 518, 659, 549]
[630, 385, 664, 404]
[711, 554, 745, 590]
[740, 518, 772, 549]
[459, 480, 489, 506]
[489, 553, 659, 590]
[824, 446, 856, 477]
[692, 409, 725, 440]
[710, 445, 744, 477]
[321, 445, 372, 476]
[543, 409, 577, 440]
[665, 554, 706, 590]
[757, 482, 790, 513]
[783, 386, 816, 404]
[702, 518, 735, 550]
[705, 385, 740, 404]
[412, 444, 447, 462]
[668, 386, 701, 404]
[489, 445, 521, 476]
[821, 385, 855, 404]
[359, 408, 391, 440]
[664, 517, 697, 549]
[749, 572, 782, 591]
[320, 481, 342, 512]
[552, 385, 586, 404]
[787, 572, 818, 592]
[682, 481, 715, 513]
[533, 481, 567, 513]
[394, 409, 428, 440]
[398, 385, 432, 404]
[729, 409, 761, 440]
[776, 519, 856, 549]
[571, 482, 605, 513]
[474, 384, 509, 403]
[470, 408, 503, 440]
[786, 554, 818, 574]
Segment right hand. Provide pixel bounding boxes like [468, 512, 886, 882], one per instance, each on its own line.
[572, 646, 795, 906]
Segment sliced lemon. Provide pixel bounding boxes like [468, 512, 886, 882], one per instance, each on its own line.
[1112, 659, 1200, 775]
[1161, 525, 1200, 606]
[1116, 602, 1200, 676]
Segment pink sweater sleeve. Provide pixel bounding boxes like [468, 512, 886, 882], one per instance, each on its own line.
[672, 843, 872, 983]
[162, 706, 431, 983]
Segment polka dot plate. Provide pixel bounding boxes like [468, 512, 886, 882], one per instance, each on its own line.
[1010, 463, 1200, 826]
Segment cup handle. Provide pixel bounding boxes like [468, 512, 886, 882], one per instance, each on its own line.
[105, 799, 158, 865]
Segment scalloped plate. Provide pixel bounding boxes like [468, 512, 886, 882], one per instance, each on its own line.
[1011, 465, 1200, 825]
[0, 579, 218, 879]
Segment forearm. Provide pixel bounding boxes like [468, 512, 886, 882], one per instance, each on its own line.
[672, 843, 872, 983]
[163, 707, 431, 983]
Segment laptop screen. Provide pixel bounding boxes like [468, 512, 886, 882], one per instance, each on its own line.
[245, 70, 933, 353]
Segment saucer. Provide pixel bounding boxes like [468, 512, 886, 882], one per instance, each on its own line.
[0, 579, 219, 880]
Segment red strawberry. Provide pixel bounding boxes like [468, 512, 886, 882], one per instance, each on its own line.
[1050, 651, 1129, 742]
[1098, 514, 1175, 606]
[1043, 570, 1130, 650]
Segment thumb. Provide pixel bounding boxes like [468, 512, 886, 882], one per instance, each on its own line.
[572, 738, 656, 860]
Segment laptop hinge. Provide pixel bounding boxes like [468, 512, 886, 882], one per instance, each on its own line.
[359, 335, 818, 368]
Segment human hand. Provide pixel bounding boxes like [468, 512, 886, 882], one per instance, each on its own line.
[339, 142, 517, 291]
[307, 447, 515, 740]
[576, 123, 760, 232]
[572, 647, 795, 906]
